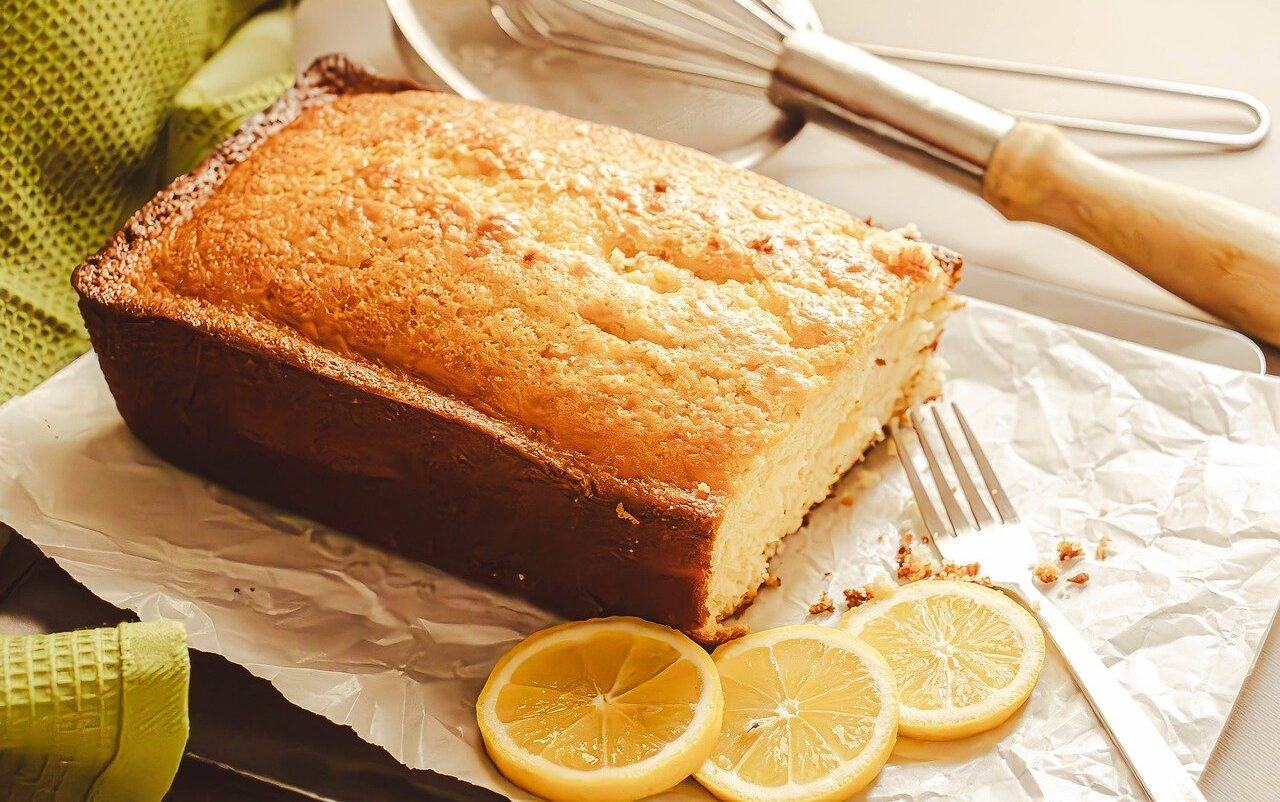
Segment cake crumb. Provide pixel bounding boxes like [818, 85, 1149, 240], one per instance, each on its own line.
[843, 587, 870, 608]
[1033, 562, 1061, 585]
[934, 561, 994, 587]
[839, 496, 853, 506]
[844, 571, 901, 608]
[1057, 538, 1085, 562]
[1095, 534, 1113, 560]
[809, 592, 835, 615]
[895, 533, 937, 581]
[1067, 573, 1090, 586]
[897, 548, 934, 581]
[894, 533, 997, 588]
[762, 575, 782, 588]
[939, 561, 981, 579]
[615, 503, 640, 525]
[875, 358, 887, 366]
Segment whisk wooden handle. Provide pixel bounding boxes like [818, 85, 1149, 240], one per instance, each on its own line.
[984, 122, 1280, 346]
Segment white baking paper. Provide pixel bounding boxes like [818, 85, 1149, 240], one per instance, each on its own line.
[2, 298, 1279, 800]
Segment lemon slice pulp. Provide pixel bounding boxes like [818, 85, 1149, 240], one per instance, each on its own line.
[841, 580, 1046, 740]
[476, 616, 722, 802]
[694, 625, 898, 802]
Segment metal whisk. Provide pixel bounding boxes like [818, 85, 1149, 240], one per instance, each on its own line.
[489, 0, 1280, 350]
[490, 0, 1268, 151]
[493, 0, 1015, 189]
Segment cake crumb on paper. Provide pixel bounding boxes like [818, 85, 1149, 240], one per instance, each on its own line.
[1033, 562, 1061, 585]
[897, 546, 934, 581]
[896, 533, 936, 581]
[939, 561, 981, 579]
[1067, 573, 1090, 586]
[839, 496, 853, 506]
[1057, 538, 1085, 562]
[891, 533, 999, 588]
[843, 587, 871, 608]
[1096, 534, 1114, 560]
[809, 592, 835, 615]
[935, 560, 994, 587]
[843, 570, 902, 609]
[762, 574, 781, 588]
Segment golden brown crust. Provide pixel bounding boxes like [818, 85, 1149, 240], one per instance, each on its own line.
[104, 77, 953, 498]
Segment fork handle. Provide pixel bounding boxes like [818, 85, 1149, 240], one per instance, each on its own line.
[1007, 582, 1206, 802]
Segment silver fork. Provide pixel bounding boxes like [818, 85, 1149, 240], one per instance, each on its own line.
[891, 402, 1205, 802]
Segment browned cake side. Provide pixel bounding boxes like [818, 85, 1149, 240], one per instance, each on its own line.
[73, 56, 960, 641]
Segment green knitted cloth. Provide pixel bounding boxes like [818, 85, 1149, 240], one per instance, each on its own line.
[1, 621, 190, 801]
[0, 0, 294, 402]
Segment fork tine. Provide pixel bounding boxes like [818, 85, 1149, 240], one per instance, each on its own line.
[889, 420, 950, 541]
[931, 406, 998, 529]
[910, 408, 976, 535]
[951, 403, 1020, 524]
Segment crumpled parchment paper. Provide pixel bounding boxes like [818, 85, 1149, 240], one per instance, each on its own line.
[1, 299, 1279, 800]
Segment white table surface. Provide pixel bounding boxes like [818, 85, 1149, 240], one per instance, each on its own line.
[295, 1, 1280, 797]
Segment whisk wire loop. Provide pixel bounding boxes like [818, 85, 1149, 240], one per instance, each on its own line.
[489, 0, 1269, 150]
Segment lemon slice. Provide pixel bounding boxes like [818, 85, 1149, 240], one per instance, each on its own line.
[840, 581, 1045, 740]
[694, 625, 898, 802]
[476, 616, 723, 802]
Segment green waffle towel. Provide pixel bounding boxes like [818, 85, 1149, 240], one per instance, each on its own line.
[1, 621, 190, 801]
[0, 0, 295, 402]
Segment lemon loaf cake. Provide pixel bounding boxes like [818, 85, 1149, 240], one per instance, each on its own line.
[74, 57, 961, 641]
